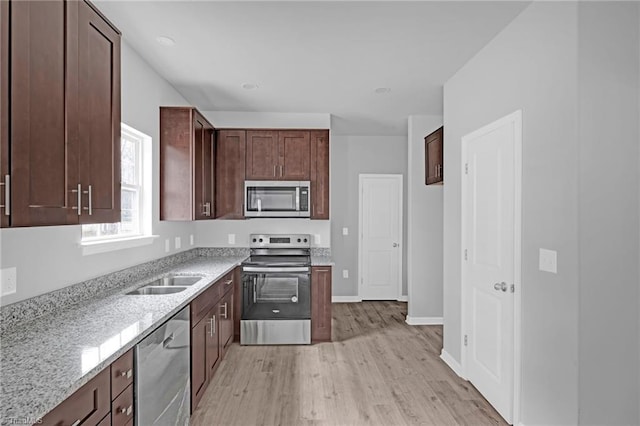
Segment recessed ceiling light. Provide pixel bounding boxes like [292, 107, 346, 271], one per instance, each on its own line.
[374, 87, 391, 94]
[241, 83, 259, 90]
[156, 36, 176, 47]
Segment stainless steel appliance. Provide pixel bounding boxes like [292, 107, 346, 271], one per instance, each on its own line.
[136, 306, 190, 426]
[241, 234, 312, 344]
[244, 181, 311, 218]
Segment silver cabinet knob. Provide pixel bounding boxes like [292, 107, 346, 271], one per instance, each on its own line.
[493, 282, 507, 292]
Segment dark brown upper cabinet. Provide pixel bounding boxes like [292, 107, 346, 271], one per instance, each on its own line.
[245, 130, 310, 180]
[2, 0, 121, 227]
[425, 126, 444, 185]
[160, 107, 215, 221]
[310, 130, 330, 219]
[215, 130, 246, 219]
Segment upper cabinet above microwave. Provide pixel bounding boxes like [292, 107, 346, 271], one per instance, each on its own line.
[1, 0, 122, 227]
[246, 130, 310, 180]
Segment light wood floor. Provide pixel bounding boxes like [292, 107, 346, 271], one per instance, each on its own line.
[191, 302, 506, 426]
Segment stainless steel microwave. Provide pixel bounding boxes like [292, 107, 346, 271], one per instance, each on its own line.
[244, 181, 311, 218]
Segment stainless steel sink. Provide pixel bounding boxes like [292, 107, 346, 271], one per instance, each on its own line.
[127, 286, 189, 295]
[149, 276, 202, 287]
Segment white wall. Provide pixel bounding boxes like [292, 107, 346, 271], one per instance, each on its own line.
[443, 3, 580, 424]
[0, 42, 196, 305]
[202, 111, 330, 130]
[407, 115, 443, 321]
[331, 134, 408, 298]
[577, 2, 639, 424]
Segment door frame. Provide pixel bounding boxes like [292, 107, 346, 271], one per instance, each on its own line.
[460, 110, 522, 424]
[357, 174, 404, 301]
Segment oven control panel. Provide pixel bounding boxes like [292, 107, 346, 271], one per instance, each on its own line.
[249, 234, 310, 248]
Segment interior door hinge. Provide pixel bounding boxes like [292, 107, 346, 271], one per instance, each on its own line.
[510, 284, 515, 293]
[464, 163, 468, 175]
[464, 335, 468, 346]
[464, 249, 467, 261]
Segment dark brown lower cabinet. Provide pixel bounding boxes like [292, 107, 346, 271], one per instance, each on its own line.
[111, 384, 134, 426]
[40, 367, 111, 426]
[190, 270, 236, 413]
[311, 266, 332, 342]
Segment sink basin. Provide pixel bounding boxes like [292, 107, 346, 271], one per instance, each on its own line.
[127, 286, 189, 295]
[150, 276, 202, 287]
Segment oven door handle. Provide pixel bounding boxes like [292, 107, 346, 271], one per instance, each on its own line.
[296, 186, 300, 211]
[242, 266, 310, 273]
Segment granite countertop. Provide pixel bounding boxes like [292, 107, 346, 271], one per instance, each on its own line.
[310, 256, 335, 266]
[0, 255, 245, 425]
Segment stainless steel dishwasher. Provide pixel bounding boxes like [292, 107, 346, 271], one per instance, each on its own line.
[136, 306, 190, 426]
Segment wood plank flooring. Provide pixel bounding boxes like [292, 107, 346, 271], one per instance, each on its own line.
[191, 301, 506, 426]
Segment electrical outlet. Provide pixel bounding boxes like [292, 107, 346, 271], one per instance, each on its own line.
[342, 227, 349, 236]
[165, 239, 170, 253]
[1, 267, 17, 296]
[342, 269, 349, 279]
[539, 248, 557, 274]
[190, 234, 194, 246]
[175, 236, 181, 250]
[228, 234, 236, 245]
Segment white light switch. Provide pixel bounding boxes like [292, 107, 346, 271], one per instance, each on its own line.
[342, 270, 349, 279]
[314, 234, 321, 245]
[165, 239, 170, 253]
[228, 234, 236, 245]
[0, 267, 17, 296]
[539, 248, 558, 274]
[175, 236, 181, 250]
[342, 227, 349, 236]
[190, 234, 194, 246]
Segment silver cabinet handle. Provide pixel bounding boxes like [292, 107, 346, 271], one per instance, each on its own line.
[225, 279, 233, 286]
[82, 185, 92, 215]
[493, 282, 507, 292]
[71, 420, 81, 426]
[273, 165, 277, 177]
[210, 316, 216, 336]
[0, 174, 9, 216]
[203, 202, 211, 216]
[120, 405, 133, 415]
[280, 165, 284, 177]
[221, 302, 228, 319]
[120, 368, 133, 379]
[72, 183, 82, 215]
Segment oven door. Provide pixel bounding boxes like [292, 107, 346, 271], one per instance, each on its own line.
[242, 266, 311, 320]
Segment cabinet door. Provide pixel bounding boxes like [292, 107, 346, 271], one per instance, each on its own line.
[0, 0, 8, 226]
[425, 127, 443, 185]
[194, 112, 214, 220]
[246, 130, 278, 180]
[310, 130, 329, 219]
[219, 289, 233, 359]
[206, 309, 221, 379]
[191, 317, 208, 413]
[77, 0, 121, 223]
[311, 267, 332, 342]
[41, 368, 111, 426]
[10, 0, 79, 226]
[279, 131, 310, 180]
[215, 130, 246, 219]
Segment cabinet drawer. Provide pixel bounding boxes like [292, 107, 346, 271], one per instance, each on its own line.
[191, 281, 221, 325]
[40, 368, 110, 426]
[97, 413, 111, 426]
[111, 349, 133, 400]
[111, 384, 134, 426]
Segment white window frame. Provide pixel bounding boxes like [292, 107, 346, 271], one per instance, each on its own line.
[80, 123, 156, 255]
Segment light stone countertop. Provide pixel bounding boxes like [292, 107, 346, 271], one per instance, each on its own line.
[0, 255, 245, 425]
[310, 256, 335, 266]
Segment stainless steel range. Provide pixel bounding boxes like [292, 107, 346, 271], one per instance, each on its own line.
[241, 234, 311, 345]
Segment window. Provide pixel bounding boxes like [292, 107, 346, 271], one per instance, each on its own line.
[81, 124, 153, 251]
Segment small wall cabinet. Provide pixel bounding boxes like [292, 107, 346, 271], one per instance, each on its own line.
[215, 130, 246, 219]
[425, 127, 444, 185]
[160, 107, 215, 221]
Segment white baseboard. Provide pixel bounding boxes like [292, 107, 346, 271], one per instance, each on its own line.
[405, 316, 443, 325]
[397, 295, 408, 302]
[440, 349, 466, 379]
[332, 296, 362, 303]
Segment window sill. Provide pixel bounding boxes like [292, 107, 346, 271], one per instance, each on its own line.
[80, 235, 159, 256]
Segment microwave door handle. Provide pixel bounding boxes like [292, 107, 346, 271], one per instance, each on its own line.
[296, 186, 300, 211]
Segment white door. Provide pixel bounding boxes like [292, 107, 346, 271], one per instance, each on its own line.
[462, 111, 521, 424]
[359, 174, 402, 300]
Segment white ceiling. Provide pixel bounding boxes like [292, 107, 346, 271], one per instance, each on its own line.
[96, 1, 528, 135]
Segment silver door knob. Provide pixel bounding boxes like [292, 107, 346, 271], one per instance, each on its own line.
[393, 243, 398, 247]
[493, 282, 507, 292]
